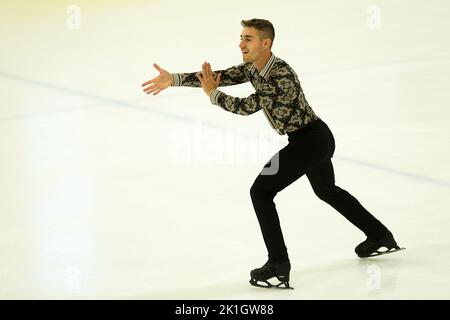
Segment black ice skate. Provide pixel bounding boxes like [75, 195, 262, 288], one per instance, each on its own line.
[249, 260, 293, 289]
[355, 231, 405, 258]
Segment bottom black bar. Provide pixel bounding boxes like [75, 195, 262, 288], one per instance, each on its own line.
[0, 300, 443, 318]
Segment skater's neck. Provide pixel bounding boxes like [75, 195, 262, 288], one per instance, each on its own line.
[253, 51, 273, 73]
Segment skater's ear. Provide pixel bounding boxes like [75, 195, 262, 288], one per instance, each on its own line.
[262, 38, 272, 50]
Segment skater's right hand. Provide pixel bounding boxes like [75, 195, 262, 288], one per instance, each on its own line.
[141, 63, 172, 96]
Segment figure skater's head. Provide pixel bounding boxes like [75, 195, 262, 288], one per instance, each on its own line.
[239, 19, 275, 64]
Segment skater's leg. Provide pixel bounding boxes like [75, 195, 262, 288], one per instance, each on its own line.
[250, 147, 302, 263]
[250, 122, 330, 263]
[306, 158, 388, 239]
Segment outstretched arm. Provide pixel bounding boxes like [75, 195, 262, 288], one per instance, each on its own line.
[141, 61, 250, 95]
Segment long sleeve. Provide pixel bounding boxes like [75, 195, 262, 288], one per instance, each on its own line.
[170, 63, 251, 88]
[209, 89, 265, 116]
[169, 54, 319, 135]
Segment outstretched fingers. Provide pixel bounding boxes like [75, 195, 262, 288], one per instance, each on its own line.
[152, 89, 162, 96]
[141, 76, 157, 87]
[143, 83, 158, 94]
[153, 63, 163, 72]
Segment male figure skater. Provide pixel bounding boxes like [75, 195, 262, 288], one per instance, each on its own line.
[141, 19, 403, 289]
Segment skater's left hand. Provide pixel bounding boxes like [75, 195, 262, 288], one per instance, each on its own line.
[196, 62, 221, 97]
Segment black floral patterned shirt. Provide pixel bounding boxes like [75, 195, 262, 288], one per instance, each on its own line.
[170, 54, 319, 135]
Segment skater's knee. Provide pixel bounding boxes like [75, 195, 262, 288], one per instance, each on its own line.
[250, 182, 277, 200]
[313, 186, 336, 202]
[250, 183, 262, 199]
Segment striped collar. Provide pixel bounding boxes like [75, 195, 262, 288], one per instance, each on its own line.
[251, 53, 276, 79]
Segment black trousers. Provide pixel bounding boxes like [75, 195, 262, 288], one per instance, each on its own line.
[250, 119, 388, 263]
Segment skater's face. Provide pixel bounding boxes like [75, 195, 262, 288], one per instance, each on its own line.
[239, 27, 272, 64]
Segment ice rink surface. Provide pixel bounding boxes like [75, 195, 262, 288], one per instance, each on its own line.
[0, 0, 449, 299]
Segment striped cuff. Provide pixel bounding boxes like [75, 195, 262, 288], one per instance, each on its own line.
[209, 89, 223, 105]
[170, 73, 182, 87]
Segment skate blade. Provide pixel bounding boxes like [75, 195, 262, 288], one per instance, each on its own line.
[249, 278, 294, 290]
[359, 246, 406, 258]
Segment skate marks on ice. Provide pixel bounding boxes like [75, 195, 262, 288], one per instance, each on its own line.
[287, 257, 410, 298]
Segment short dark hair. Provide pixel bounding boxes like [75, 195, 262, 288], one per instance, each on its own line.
[241, 18, 275, 48]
